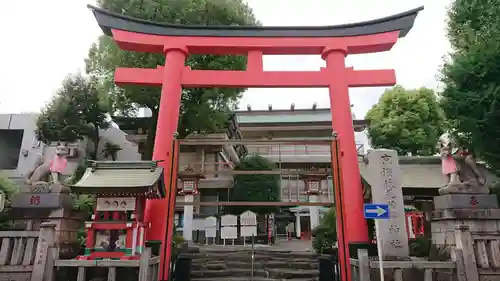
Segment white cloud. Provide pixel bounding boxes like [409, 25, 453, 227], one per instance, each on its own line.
[0, 0, 450, 118]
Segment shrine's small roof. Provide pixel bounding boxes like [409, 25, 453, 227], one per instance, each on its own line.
[71, 161, 165, 197]
[88, 4, 423, 38]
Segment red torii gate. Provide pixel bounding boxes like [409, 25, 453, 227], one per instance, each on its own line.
[88, 5, 422, 281]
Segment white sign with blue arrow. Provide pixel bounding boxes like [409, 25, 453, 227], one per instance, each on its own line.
[363, 204, 390, 219]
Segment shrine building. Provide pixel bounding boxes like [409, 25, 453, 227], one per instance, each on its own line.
[112, 104, 450, 242]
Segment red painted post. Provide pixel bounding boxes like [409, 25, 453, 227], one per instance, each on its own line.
[143, 45, 187, 281]
[322, 47, 369, 245]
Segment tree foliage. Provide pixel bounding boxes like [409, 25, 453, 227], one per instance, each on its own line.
[312, 208, 337, 254]
[440, 0, 500, 173]
[36, 73, 110, 159]
[226, 155, 280, 215]
[366, 85, 445, 155]
[0, 175, 19, 230]
[85, 0, 259, 159]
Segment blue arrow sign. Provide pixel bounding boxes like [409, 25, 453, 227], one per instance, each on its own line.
[364, 204, 390, 219]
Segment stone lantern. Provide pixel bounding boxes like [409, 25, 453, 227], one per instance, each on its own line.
[178, 167, 205, 242]
[299, 167, 328, 230]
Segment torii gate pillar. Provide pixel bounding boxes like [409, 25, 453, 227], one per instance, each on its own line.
[323, 47, 367, 243]
[88, 5, 423, 281]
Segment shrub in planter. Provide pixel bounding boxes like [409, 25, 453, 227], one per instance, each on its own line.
[409, 236, 431, 257]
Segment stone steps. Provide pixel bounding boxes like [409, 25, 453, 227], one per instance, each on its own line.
[191, 268, 318, 279]
[191, 278, 316, 281]
[191, 260, 318, 270]
[189, 248, 320, 281]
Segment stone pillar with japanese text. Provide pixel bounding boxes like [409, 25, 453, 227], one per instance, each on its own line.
[368, 149, 409, 258]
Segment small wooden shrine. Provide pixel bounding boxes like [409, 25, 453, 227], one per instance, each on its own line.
[71, 161, 165, 260]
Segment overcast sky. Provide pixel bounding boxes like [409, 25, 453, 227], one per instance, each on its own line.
[0, 0, 450, 118]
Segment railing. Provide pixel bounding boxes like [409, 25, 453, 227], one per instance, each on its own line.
[53, 248, 160, 281]
[248, 145, 332, 156]
[247, 143, 366, 156]
[0, 230, 39, 270]
[178, 162, 234, 174]
[472, 235, 500, 270]
[350, 249, 457, 281]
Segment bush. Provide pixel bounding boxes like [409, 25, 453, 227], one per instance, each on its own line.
[0, 175, 20, 230]
[312, 208, 337, 254]
[409, 236, 431, 257]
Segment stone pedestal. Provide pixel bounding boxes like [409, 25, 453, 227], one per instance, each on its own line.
[10, 185, 84, 258]
[183, 194, 194, 242]
[295, 213, 301, 238]
[309, 195, 320, 230]
[432, 194, 500, 248]
[431, 194, 500, 280]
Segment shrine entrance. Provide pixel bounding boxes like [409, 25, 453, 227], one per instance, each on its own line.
[88, 5, 423, 281]
[175, 138, 338, 247]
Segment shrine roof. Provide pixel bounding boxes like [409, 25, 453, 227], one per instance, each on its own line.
[88, 5, 423, 38]
[71, 161, 165, 197]
[358, 161, 446, 189]
[359, 155, 500, 189]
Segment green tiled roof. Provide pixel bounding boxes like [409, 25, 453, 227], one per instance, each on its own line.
[71, 161, 165, 197]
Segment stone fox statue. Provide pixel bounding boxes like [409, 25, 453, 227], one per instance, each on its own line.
[23, 142, 70, 193]
[437, 133, 489, 195]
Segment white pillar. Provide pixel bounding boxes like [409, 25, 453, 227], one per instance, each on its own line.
[309, 195, 320, 230]
[295, 212, 301, 238]
[183, 194, 194, 241]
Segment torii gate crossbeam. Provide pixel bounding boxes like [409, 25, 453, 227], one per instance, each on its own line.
[88, 5, 423, 281]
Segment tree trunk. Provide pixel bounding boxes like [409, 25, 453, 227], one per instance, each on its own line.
[143, 109, 158, 160]
[91, 126, 100, 160]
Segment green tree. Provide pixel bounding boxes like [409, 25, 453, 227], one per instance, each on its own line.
[36, 73, 110, 159]
[0, 175, 19, 230]
[85, 0, 259, 159]
[312, 208, 337, 254]
[440, 0, 500, 173]
[226, 155, 280, 215]
[366, 85, 445, 155]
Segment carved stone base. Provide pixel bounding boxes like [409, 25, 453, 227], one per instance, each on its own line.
[11, 192, 73, 209]
[438, 183, 489, 195]
[431, 194, 500, 279]
[432, 195, 500, 255]
[434, 194, 499, 209]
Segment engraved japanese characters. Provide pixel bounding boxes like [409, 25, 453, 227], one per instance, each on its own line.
[368, 149, 409, 258]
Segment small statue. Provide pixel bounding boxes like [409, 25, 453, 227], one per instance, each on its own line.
[437, 133, 489, 194]
[22, 142, 71, 193]
[438, 133, 460, 187]
[50, 142, 69, 185]
[23, 153, 50, 186]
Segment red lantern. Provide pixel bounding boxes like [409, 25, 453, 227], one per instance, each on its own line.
[299, 167, 328, 196]
[178, 167, 205, 195]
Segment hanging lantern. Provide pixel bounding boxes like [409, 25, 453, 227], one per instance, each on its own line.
[299, 167, 328, 196]
[178, 167, 205, 195]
